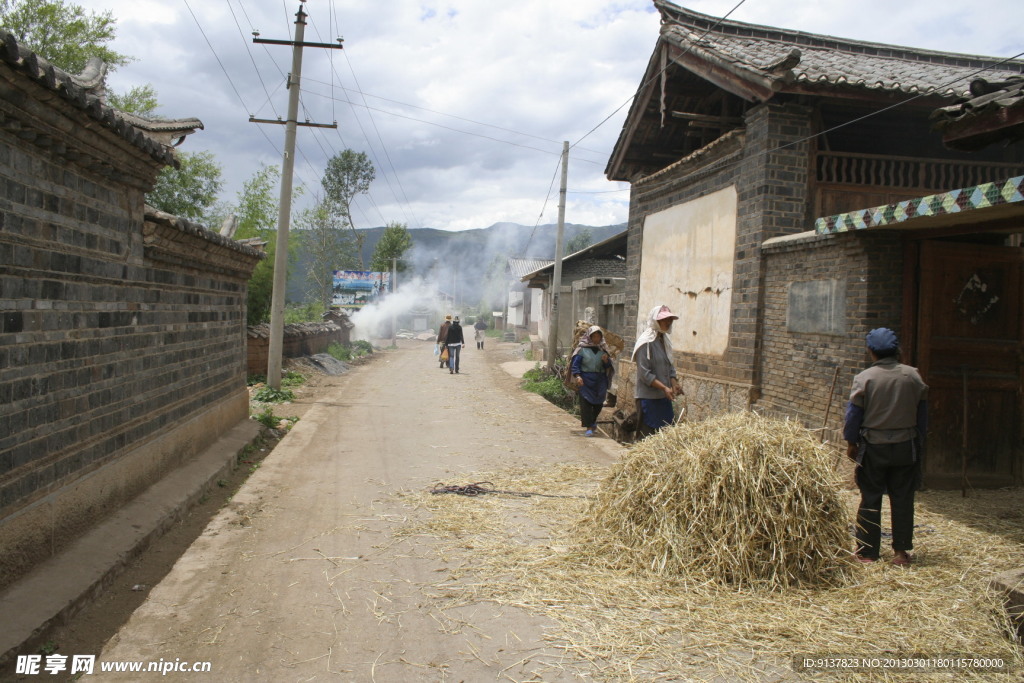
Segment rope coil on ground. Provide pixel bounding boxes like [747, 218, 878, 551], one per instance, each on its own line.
[430, 481, 588, 499]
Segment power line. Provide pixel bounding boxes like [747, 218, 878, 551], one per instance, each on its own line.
[522, 157, 565, 256]
[299, 75, 609, 158]
[226, 0, 280, 119]
[299, 86, 605, 163]
[305, 9, 418, 228]
[571, 0, 749, 151]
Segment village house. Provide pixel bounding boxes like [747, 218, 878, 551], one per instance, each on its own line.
[505, 257, 552, 341]
[518, 231, 628, 357]
[608, 1, 1024, 487]
[0, 27, 263, 612]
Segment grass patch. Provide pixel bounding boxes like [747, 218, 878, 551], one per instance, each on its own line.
[328, 340, 374, 362]
[251, 386, 295, 403]
[252, 406, 299, 431]
[521, 362, 578, 415]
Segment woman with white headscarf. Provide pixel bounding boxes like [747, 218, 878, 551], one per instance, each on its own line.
[631, 304, 682, 435]
[570, 325, 614, 437]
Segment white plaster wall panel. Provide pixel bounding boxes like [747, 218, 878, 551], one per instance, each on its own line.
[638, 186, 738, 356]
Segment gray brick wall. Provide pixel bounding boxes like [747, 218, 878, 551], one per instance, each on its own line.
[0, 60, 261, 589]
[757, 230, 904, 439]
[620, 103, 813, 410]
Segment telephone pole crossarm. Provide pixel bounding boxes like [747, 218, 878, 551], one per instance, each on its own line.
[253, 38, 344, 50]
[249, 116, 337, 129]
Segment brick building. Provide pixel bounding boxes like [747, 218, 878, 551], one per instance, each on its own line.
[0, 33, 263, 589]
[606, 2, 1024, 487]
[519, 231, 627, 356]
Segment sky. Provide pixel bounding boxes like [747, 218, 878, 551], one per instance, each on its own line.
[66, 0, 1024, 233]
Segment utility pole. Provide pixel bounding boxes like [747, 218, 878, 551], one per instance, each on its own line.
[547, 141, 568, 370]
[252, 2, 344, 389]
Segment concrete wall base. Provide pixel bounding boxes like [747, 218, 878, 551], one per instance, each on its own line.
[0, 417, 261, 665]
[0, 391, 249, 592]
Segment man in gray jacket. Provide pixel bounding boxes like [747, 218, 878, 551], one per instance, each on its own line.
[844, 328, 928, 566]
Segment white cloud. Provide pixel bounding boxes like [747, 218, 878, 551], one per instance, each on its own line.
[69, 0, 1024, 233]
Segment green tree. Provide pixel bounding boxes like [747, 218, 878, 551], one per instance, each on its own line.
[296, 200, 358, 309]
[321, 149, 375, 269]
[0, 0, 130, 74]
[147, 150, 224, 224]
[369, 222, 412, 274]
[565, 228, 593, 255]
[107, 84, 159, 116]
[232, 165, 282, 326]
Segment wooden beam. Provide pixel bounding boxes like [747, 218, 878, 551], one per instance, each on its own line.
[667, 44, 775, 102]
[670, 111, 743, 127]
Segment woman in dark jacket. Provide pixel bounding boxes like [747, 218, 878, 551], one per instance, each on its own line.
[570, 325, 614, 437]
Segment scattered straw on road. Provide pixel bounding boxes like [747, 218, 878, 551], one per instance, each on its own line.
[390, 420, 1024, 681]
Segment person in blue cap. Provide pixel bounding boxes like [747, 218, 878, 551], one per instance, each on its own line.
[844, 328, 928, 566]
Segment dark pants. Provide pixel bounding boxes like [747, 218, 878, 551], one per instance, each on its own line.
[580, 400, 602, 430]
[855, 440, 919, 558]
[447, 344, 461, 372]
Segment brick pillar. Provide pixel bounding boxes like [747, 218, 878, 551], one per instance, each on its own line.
[736, 103, 814, 391]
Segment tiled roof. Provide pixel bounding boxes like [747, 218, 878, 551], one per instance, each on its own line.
[655, 1, 1024, 100]
[931, 76, 1024, 150]
[145, 206, 266, 259]
[508, 258, 554, 279]
[0, 30, 201, 166]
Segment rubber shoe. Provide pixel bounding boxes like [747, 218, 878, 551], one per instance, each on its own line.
[584, 430, 594, 437]
[892, 552, 912, 566]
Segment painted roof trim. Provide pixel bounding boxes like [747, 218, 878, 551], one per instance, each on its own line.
[814, 175, 1024, 234]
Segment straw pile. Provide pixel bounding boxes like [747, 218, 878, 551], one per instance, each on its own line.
[395, 462, 1024, 681]
[581, 411, 851, 588]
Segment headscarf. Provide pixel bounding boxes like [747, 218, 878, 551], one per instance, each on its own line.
[572, 325, 615, 379]
[631, 304, 674, 362]
[572, 325, 609, 358]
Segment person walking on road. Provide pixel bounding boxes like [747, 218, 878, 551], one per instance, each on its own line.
[436, 315, 452, 369]
[474, 318, 488, 350]
[446, 316, 465, 374]
[844, 327, 928, 566]
[632, 304, 682, 437]
[571, 325, 614, 437]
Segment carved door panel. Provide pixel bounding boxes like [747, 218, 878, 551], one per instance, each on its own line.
[917, 241, 1023, 488]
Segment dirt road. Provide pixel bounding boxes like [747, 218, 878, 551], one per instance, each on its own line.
[96, 341, 623, 681]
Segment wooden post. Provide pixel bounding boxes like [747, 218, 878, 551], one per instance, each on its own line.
[822, 365, 842, 443]
[546, 141, 568, 370]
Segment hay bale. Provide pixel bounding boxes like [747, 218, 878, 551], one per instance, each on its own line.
[580, 411, 852, 589]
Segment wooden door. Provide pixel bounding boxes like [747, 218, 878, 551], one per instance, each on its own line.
[917, 241, 1024, 488]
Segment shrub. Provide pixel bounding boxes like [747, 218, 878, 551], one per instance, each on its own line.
[252, 386, 295, 403]
[253, 407, 299, 431]
[521, 363, 578, 415]
[281, 370, 306, 387]
[253, 407, 279, 429]
[328, 342, 352, 361]
[328, 340, 373, 361]
[284, 300, 325, 324]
